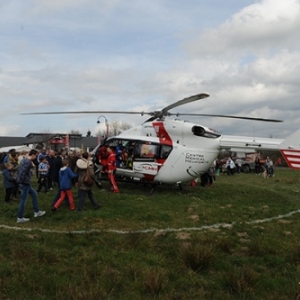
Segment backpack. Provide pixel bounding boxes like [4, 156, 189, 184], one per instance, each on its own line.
[83, 165, 94, 186]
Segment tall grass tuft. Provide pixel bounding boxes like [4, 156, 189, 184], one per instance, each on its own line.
[247, 238, 278, 258]
[143, 267, 168, 296]
[222, 266, 259, 295]
[179, 242, 215, 273]
[287, 243, 300, 264]
[215, 237, 234, 254]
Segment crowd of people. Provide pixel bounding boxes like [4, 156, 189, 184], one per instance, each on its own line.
[1, 146, 119, 223]
[217, 155, 277, 177]
[1, 145, 283, 223]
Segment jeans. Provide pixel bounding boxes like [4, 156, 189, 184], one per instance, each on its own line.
[77, 189, 99, 211]
[17, 184, 39, 218]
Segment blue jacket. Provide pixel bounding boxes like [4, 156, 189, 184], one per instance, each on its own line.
[59, 166, 78, 190]
[16, 157, 34, 185]
[3, 168, 16, 189]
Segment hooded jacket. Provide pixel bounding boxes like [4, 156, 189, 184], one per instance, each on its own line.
[3, 168, 16, 189]
[59, 166, 78, 191]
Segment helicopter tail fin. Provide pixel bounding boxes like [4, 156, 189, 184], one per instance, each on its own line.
[279, 128, 300, 170]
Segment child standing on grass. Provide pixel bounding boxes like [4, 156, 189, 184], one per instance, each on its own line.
[51, 159, 78, 211]
[37, 156, 49, 193]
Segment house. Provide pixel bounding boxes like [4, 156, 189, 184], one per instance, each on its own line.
[0, 136, 27, 149]
[0, 133, 100, 153]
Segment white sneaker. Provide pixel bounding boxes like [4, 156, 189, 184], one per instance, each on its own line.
[17, 217, 30, 223]
[34, 210, 46, 218]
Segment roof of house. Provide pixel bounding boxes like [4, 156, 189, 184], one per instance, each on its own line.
[0, 133, 99, 152]
[0, 136, 27, 149]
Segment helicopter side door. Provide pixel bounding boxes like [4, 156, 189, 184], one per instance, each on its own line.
[131, 141, 160, 181]
[133, 141, 173, 180]
[103, 138, 172, 182]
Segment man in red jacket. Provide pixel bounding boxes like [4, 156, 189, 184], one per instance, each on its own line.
[97, 145, 108, 174]
[106, 146, 119, 193]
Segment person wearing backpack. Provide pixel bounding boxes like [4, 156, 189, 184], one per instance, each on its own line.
[75, 151, 101, 212]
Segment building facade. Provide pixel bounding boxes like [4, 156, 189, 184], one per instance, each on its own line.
[0, 133, 100, 152]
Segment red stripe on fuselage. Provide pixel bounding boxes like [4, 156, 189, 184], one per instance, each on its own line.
[152, 121, 173, 172]
[152, 121, 173, 145]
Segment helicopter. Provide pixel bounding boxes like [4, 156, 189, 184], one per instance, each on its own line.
[22, 93, 300, 191]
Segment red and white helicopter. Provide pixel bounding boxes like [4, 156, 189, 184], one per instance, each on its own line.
[23, 93, 300, 190]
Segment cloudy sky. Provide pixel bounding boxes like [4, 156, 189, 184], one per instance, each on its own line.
[1, 0, 299, 140]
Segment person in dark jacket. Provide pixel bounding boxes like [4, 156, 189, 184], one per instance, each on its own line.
[16, 149, 46, 223]
[52, 149, 64, 187]
[46, 150, 55, 190]
[51, 159, 78, 211]
[4, 151, 19, 200]
[255, 155, 261, 175]
[3, 163, 17, 203]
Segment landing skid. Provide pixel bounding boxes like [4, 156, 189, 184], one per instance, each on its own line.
[96, 173, 187, 195]
[177, 182, 183, 190]
[149, 184, 156, 195]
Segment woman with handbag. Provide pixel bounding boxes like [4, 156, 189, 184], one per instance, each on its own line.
[75, 151, 101, 212]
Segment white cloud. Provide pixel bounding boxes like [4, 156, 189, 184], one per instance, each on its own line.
[0, 124, 21, 136]
[0, 0, 299, 140]
[186, 0, 300, 58]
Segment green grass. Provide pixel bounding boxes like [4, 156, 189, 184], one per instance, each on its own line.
[1, 169, 300, 299]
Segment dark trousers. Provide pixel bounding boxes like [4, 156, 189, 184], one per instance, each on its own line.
[255, 165, 260, 174]
[37, 175, 49, 192]
[48, 174, 53, 189]
[227, 166, 234, 175]
[77, 189, 99, 211]
[5, 187, 14, 202]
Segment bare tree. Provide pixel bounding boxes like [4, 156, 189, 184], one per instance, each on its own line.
[69, 130, 81, 135]
[109, 121, 131, 136]
[96, 121, 131, 138]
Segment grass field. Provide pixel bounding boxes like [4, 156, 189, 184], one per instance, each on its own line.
[1, 168, 300, 299]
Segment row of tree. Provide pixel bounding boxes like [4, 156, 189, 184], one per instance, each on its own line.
[69, 121, 132, 137]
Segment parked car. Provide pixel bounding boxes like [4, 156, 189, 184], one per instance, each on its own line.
[233, 158, 265, 173]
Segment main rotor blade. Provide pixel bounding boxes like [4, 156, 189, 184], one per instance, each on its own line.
[169, 113, 283, 122]
[21, 110, 148, 116]
[161, 93, 209, 115]
[21, 93, 209, 117]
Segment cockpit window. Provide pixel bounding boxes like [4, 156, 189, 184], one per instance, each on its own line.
[160, 145, 172, 159]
